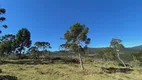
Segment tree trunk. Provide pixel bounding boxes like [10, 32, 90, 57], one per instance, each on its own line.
[78, 53, 84, 70]
[117, 51, 126, 68]
[19, 50, 22, 55]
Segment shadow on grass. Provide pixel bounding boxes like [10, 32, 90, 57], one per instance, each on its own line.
[0, 57, 80, 65]
[0, 75, 17, 80]
[0, 60, 50, 65]
[101, 67, 134, 74]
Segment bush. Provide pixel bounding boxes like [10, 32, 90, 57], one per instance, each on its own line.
[99, 47, 116, 61]
[51, 57, 80, 64]
[133, 51, 142, 62]
[130, 56, 141, 68]
[28, 52, 40, 60]
[17, 54, 29, 59]
[7, 54, 18, 60]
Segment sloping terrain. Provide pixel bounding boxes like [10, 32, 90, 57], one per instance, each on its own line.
[131, 45, 142, 50]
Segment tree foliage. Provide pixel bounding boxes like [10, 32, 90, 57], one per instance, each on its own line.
[15, 28, 32, 54]
[34, 41, 51, 50]
[34, 41, 51, 57]
[27, 46, 39, 59]
[110, 38, 125, 50]
[0, 7, 7, 33]
[63, 22, 91, 70]
[63, 22, 91, 53]
[99, 47, 116, 61]
[0, 34, 15, 42]
[0, 34, 16, 56]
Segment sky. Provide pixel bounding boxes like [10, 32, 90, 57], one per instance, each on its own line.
[0, 0, 142, 51]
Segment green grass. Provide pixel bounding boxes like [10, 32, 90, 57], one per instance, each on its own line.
[0, 59, 141, 80]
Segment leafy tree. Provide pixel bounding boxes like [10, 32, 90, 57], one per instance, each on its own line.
[62, 22, 91, 70]
[110, 38, 126, 67]
[0, 34, 15, 42]
[0, 7, 7, 33]
[0, 41, 11, 57]
[15, 28, 32, 54]
[0, 34, 16, 56]
[34, 41, 51, 56]
[35, 42, 51, 50]
[27, 46, 39, 59]
[59, 44, 71, 51]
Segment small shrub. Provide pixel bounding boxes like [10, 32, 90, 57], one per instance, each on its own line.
[62, 57, 80, 64]
[7, 54, 18, 60]
[130, 56, 141, 68]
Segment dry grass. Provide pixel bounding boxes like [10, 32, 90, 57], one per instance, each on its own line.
[0, 59, 141, 80]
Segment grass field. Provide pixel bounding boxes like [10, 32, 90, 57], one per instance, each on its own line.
[0, 59, 141, 80]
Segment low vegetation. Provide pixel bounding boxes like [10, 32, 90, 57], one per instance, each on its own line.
[0, 58, 141, 80]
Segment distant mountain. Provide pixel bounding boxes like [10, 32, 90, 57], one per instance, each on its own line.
[51, 45, 142, 56]
[131, 45, 142, 50]
[87, 48, 140, 54]
[87, 45, 142, 54]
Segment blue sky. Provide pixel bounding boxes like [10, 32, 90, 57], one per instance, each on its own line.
[1, 0, 142, 51]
